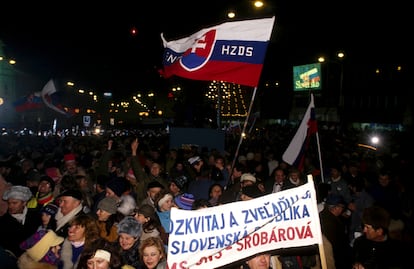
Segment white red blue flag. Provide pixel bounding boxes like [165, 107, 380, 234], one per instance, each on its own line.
[282, 94, 318, 170]
[13, 79, 71, 116]
[161, 17, 275, 87]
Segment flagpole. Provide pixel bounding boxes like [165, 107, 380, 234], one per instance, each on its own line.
[229, 86, 258, 181]
[315, 131, 325, 183]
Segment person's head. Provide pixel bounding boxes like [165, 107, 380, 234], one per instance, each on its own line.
[329, 164, 342, 179]
[240, 173, 256, 187]
[233, 163, 246, 179]
[325, 194, 346, 216]
[169, 175, 188, 195]
[134, 204, 156, 224]
[192, 199, 210, 210]
[2, 185, 32, 214]
[40, 203, 59, 227]
[288, 167, 301, 182]
[67, 214, 100, 245]
[56, 189, 83, 216]
[19, 230, 64, 265]
[96, 196, 118, 221]
[146, 181, 165, 201]
[139, 237, 166, 269]
[245, 252, 271, 269]
[208, 183, 223, 201]
[105, 177, 127, 200]
[273, 167, 286, 184]
[64, 153, 78, 175]
[117, 216, 142, 250]
[174, 193, 195, 210]
[77, 238, 123, 269]
[188, 156, 203, 171]
[38, 175, 55, 195]
[154, 189, 174, 212]
[362, 205, 391, 242]
[45, 167, 63, 184]
[150, 162, 163, 177]
[378, 170, 391, 187]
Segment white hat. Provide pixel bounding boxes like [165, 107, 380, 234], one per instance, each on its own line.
[188, 156, 201, 165]
[3, 185, 32, 201]
[246, 152, 255, 160]
[240, 173, 256, 183]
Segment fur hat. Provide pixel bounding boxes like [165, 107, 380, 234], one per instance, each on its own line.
[172, 175, 188, 190]
[174, 193, 195, 210]
[117, 216, 142, 238]
[98, 197, 119, 214]
[240, 173, 256, 183]
[41, 203, 59, 217]
[117, 194, 136, 216]
[3, 185, 32, 202]
[20, 230, 63, 263]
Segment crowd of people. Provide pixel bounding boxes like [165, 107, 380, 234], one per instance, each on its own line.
[0, 125, 412, 269]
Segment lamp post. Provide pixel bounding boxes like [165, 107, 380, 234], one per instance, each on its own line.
[318, 51, 346, 130]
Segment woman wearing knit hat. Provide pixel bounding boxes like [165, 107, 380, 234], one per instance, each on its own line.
[39, 203, 59, 231]
[17, 229, 64, 269]
[116, 216, 142, 269]
[174, 193, 195, 210]
[168, 175, 188, 198]
[134, 204, 168, 245]
[96, 196, 120, 243]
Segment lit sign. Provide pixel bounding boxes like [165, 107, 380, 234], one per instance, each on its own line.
[293, 63, 322, 91]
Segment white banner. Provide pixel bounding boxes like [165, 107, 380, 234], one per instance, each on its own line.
[167, 178, 322, 269]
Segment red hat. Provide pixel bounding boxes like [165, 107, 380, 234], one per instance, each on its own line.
[64, 153, 76, 163]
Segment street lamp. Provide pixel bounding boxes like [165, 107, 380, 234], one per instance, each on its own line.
[318, 51, 346, 128]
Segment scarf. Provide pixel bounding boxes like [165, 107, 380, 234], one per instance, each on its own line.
[37, 192, 54, 205]
[55, 204, 83, 231]
[11, 206, 28, 224]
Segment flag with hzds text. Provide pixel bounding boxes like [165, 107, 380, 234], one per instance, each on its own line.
[160, 17, 275, 87]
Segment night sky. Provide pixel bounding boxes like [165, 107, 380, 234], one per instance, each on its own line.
[0, 1, 410, 99]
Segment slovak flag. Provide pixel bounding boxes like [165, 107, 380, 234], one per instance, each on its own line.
[282, 94, 318, 170]
[161, 17, 275, 87]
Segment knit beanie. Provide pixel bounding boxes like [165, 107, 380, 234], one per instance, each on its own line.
[20, 230, 63, 264]
[41, 203, 59, 217]
[106, 178, 127, 197]
[172, 175, 188, 190]
[97, 196, 119, 214]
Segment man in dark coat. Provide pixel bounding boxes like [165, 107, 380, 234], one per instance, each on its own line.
[0, 185, 41, 257]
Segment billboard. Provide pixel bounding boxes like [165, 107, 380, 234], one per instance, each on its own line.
[293, 63, 322, 91]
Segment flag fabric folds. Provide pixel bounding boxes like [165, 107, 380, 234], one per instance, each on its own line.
[161, 16, 275, 87]
[13, 79, 70, 116]
[13, 92, 44, 112]
[282, 94, 317, 170]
